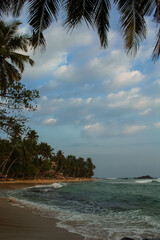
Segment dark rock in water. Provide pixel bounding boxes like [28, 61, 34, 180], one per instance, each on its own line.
[143, 238, 160, 240]
[134, 175, 153, 179]
[121, 238, 134, 240]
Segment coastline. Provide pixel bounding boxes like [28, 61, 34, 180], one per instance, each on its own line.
[0, 178, 94, 240]
[0, 198, 84, 240]
[0, 177, 95, 190]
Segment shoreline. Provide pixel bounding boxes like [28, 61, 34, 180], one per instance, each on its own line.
[0, 178, 95, 240]
[0, 198, 84, 240]
[0, 177, 96, 190]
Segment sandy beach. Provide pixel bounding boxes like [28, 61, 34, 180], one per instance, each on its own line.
[0, 198, 84, 240]
[0, 179, 92, 240]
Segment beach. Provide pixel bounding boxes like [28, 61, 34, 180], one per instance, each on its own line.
[0, 198, 83, 240]
[1, 178, 160, 240]
[0, 179, 91, 240]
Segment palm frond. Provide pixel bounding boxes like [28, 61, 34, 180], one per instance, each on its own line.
[2, 20, 22, 45]
[152, 27, 160, 62]
[0, 59, 8, 95]
[0, 0, 11, 16]
[10, 52, 34, 73]
[30, 30, 46, 50]
[115, 0, 147, 56]
[28, 0, 60, 31]
[4, 60, 21, 84]
[139, 0, 156, 16]
[94, 0, 111, 48]
[63, 0, 95, 29]
[7, 34, 30, 52]
[28, 0, 60, 49]
[154, 0, 160, 23]
[11, 0, 26, 17]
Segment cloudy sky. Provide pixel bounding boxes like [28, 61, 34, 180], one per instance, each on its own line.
[18, 9, 160, 178]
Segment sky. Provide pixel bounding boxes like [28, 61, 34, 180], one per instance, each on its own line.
[11, 8, 160, 178]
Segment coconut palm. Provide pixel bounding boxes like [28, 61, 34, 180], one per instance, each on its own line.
[0, 20, 34, 95]
[0, 0, 160, 60]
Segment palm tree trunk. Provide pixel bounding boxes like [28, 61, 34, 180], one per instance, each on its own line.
[6, 158, 17, 176]
[0, 159, 7, 169]
[1, 149, 14, 174]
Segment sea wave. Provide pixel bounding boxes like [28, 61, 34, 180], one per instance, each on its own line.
[28, 182, 67, 189]
[106, 178, 117, 180]
[135, 178, 160, 184]
[135, 180, 153, 184]
[153, 178, 160, 183]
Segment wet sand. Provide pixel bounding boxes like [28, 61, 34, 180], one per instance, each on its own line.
[0, 178, 95, 190]
[0, 198, 84, 240]
[0, 179, 91, 240]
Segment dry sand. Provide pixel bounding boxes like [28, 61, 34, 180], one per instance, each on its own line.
[0, 179, 92, 240]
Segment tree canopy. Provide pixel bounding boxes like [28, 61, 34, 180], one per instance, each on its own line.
[0, 0, 160, 60]
[0, 20, 34, 95]
[0, 20, 39, 137]
[0, 129, 95, 179]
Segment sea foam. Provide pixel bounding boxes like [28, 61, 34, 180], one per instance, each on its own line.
[28, 182, 66, 189]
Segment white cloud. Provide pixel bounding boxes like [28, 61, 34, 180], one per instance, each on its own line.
[42, 96, 48, 101]
[154, 122, 160, 128]
[124, 125, 148, 135]
[43, 118, 56, 125]
[139, 109, 152, 116]
[84, 123, 106, 136]
[107, 88, 150, 110]
[23, 24, 94, 80]
[114, 71, 144, 87]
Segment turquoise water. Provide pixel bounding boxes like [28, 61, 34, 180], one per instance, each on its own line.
[7, 178, 160, 240]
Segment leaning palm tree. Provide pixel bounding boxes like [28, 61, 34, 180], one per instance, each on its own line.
[0, 20, 34, 95]
[0, 0, 160, 60]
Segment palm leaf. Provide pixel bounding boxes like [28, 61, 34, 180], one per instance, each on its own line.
[153, 0, 160, 23]
[93, 0, 111, 48]
[0, 0, 11, 16]
[0, 60, 8, 95]
[139, 0, 156, 16]
[152, 27, 160, 62]
[11, 0, 26, 17]
[4, 61, 21, 81]
[115, 0, 147, 56]
[10, 52, 35, 73]
[30, 30, 46, 50]
[28, 0, 60, 47]
[2, 20, 22, 46]
[4, 60, 21, 84]
[63, 0, 95, 29]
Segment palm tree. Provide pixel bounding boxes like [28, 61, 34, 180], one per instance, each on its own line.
[0, 0, 160, 60]
[0, 20, 34, 95]
[26, 129, 39, 145]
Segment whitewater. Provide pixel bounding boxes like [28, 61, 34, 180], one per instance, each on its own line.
[6, 178, 160, 240]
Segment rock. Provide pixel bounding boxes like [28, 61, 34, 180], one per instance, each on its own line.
[143, 239, 160, 240]
[134, 175, 153, 179]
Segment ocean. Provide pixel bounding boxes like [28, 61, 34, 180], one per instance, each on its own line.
[5, 178, 160, 240]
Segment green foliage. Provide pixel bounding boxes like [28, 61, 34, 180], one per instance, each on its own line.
[54, 151, 96, 178]
[0, 0, 160, 59]
[0, 20, 34, 95]
[0, 81, 39, 136]
[0, 129, 96, 179]
[0, 20, 39, 137]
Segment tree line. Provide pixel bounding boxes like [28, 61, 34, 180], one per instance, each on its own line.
[0, 129, 95, 179]
[0, 20, 95, 180]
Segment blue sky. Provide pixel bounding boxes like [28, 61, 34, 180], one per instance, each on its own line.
[15, 10, 160, 178]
